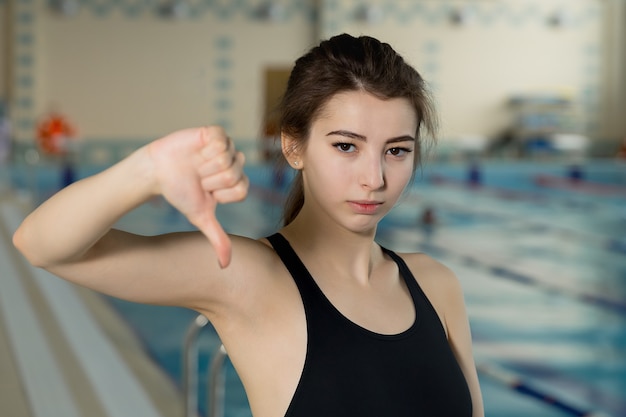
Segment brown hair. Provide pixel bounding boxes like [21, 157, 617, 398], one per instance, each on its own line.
[278, 33, 438, 225]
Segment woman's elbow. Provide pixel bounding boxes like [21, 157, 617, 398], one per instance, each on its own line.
[12, 225, 48, 268]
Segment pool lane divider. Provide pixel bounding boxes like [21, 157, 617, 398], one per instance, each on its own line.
[487, 265, 626, 314]
[533, 175, 626, 197]
[419, 238, 626, 315]
[428, 172, 626, 228]
[429, 172, 626, 198]
[477, 362, 613, 417]
[0, 200, 164, 417]
[414, 177, 626, 254]
[380, 226, 626, 317]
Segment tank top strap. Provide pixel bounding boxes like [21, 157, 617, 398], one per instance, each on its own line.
[266, 233, 319, 296]
[381, 247, 449, 337]
[380, 246, 422, 304]
[380, 247, 416, 288]
[268, 234, 433, 329]
[268, 233, 422, 305]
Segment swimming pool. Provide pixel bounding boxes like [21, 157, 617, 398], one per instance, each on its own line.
[6, 159, 626, 417]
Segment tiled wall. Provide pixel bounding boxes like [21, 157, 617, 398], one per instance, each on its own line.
[0, 2, 6, 102]
[322, 0, 605, 141]
[2, 0, 622, 159]
[9, 0, 41, 142]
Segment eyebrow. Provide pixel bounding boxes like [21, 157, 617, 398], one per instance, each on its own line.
[326, 130, 415, 143]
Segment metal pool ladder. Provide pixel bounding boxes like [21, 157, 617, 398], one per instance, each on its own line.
[182, 314, 229, 417]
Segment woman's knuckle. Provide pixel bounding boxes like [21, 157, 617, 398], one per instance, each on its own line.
[222, 170, 237, 186]
[213, 153, 229, 170]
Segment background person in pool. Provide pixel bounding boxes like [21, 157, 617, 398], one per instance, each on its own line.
[13, 34, 484, 417]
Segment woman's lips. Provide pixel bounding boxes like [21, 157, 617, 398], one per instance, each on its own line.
[348, 200, 383, 214]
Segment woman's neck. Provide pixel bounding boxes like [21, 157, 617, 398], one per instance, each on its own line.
[279, 210, 383, 284]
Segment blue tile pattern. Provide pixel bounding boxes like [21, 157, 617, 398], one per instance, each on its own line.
[421, 40, 440, 94]
[11, 0, 37, 141]
[320, 0, 601, 30]
[580, 43, 601, 136]
[213, 36, 233, 130]
[68, 0, 316, 20]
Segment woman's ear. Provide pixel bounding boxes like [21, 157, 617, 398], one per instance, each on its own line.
[281, 133, 303, 169]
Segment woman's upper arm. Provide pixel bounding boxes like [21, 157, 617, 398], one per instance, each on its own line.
[43, 230, 255, 314]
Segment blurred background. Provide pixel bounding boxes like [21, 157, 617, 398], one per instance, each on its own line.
[0, 1, 625, 417]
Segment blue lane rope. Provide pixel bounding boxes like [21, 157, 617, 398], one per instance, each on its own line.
[477, 363, 613, 417]
[401, 237, 626, 316]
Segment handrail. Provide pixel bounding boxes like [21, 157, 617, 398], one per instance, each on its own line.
[182, 314, 209, 417]
[182, 314, 229, 417]
[207, 344, 228, 417]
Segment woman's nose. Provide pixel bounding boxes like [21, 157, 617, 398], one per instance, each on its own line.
[360, 156, 385, 190]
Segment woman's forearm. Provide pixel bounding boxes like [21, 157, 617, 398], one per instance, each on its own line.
[13, 145, 157, 267]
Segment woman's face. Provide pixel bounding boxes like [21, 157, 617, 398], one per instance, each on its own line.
[295, 90, 418, 234]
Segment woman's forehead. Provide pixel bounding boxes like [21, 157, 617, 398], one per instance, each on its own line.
[313, 91, 418, 133]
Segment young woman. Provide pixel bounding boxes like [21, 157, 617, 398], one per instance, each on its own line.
[13, 34, 484, 417]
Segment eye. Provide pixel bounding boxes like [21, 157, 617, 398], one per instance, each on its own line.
[386, 147, 412, 157]
[333, 142, 356, 153]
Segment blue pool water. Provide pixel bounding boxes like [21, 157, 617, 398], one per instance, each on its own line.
[7, 159, 626, 417]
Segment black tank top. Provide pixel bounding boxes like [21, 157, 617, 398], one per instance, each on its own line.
[267, 233, 472, 417]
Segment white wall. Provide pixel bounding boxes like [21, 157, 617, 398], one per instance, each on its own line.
[3, 0, 622, 156]
[41, 4, 314, 140]
[324, 0, 605, 141]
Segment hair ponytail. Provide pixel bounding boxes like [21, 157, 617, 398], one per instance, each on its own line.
[282, 172, 304, 225]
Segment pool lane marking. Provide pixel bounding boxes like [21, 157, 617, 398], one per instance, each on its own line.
[532, 174, 626, 197]
[0, 203, 81, 417]
[400, 188, 626, 256]
[1, 202, 163, 417]
[429, 172, 626, 200]
[441, 241, 626, 314]
[485, 265, 626, 314]
[380, 228, 626, 315]
[477, 362, 614, 417]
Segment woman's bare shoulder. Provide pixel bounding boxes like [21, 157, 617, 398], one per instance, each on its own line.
[229, 233, 282, 271]
[395, 251, 460, 289]
[393, 251, 466, 334]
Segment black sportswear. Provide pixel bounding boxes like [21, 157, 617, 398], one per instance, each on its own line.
[267, 233, 472, 417]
